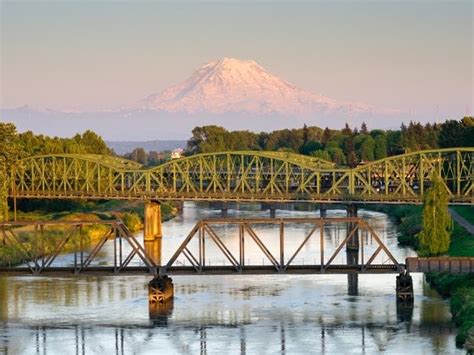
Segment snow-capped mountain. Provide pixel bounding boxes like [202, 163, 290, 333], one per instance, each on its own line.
[1, 58, 404, 139]
[131, 57, 389, 116]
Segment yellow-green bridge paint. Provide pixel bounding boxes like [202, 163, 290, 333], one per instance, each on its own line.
[9, 148, 474, 204]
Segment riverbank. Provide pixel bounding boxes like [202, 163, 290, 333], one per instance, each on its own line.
[366, 204, 474, 349]
[0, 200, 178, 266]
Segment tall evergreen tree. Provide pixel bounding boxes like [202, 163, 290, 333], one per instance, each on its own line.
[417, 173, 452, 256]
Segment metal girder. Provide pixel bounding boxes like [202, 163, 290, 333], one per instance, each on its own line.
[9, 148, 474, 203]
[162, 217, 403, 274]
[0, 217, 404, 276]
[0, 220, 157, 275]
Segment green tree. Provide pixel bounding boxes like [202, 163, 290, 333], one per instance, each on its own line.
[0, 123, 21, 221]
[310, 149, 331, 161]
[299, 140, 323, 155]
[359, 136, 375, 161]
[417, 173, 451, 256]
[374, 134, 387, 160]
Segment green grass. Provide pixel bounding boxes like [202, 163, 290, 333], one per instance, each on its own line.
[452, 206, 474, 225]
[449, 222, 474, 257]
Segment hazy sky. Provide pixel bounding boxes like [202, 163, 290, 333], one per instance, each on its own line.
[1, 0, 473, 118]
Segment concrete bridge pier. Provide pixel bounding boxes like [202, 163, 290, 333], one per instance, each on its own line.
[346, 204, 359, 295]
[319, 204, 327, 218]
[221, 203, 228, 217]
[346, 204, 359, 251]
[144, 201, 163, 265]
[148, 275, 174, 305]
[269, 206, 276, 218]
[396, 271, 414, 304]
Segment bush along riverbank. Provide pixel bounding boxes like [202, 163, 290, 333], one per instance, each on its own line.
[0, 199, 178, 266]
[367, 204, 474, 349]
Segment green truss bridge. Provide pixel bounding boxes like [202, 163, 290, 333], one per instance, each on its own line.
[9, 147, 474, 204]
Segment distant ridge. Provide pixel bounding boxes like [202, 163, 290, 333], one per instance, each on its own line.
[106, 140, 186, 155]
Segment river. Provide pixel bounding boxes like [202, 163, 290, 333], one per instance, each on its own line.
[0, 202, 461, 354]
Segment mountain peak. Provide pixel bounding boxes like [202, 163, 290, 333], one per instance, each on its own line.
[132, 58, 390, 117]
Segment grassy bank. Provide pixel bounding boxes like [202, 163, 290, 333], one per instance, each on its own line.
[0, 200, 178, 266]
[367, 204, 474, 349]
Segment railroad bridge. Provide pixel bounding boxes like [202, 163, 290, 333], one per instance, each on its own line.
[2, 147, 474, 307]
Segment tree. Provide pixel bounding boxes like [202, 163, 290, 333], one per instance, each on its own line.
[360, 122, 368, 134]
[0, 123, 21, 221]
[299, 140, 322, 155]
[321, 127, 332, 145]
[359, 136, 375, 161]
[327, 147, 346, 164]
[302, 124, 309, 144]
[417, 173, 451, 256]
[126, 148, 147, 165]
[310, 149, 331, 161]
[374, 134, 387, 160]
[438, 117, 474, 148]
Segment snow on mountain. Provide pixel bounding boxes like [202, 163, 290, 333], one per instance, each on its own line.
[131, 57, 391, 116]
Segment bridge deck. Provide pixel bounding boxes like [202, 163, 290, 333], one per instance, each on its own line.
[0, 264, 402, 276]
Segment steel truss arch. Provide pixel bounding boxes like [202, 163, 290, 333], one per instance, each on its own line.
[10, 148, 474, 203]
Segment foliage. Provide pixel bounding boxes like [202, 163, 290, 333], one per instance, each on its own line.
[0, 123, 21, 221]
[417, 173, 452, 256]
[18, 129, 112, 156]
[122, 211, 143, 232]
[183, 117, 468, 167]
[374, 134, 387, 160]
[438, 117, 474, 148]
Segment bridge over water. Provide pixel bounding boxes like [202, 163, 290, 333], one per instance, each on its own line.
[1, 217, 473, 305]
[8, 147, 473, 204]
[2, 147, 473, 309]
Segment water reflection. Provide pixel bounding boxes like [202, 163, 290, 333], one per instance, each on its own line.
[0, 203, 462, 354]
[0, 318, 458, 355]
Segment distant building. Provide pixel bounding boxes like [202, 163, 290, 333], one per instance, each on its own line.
[171, 148, 184, 159]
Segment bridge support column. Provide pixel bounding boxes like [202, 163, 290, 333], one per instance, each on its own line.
[396, 271, 414, 304]
[319, 204, 327, 218]
[346, 204, 359, 251]
[270, 206, 276, 218]
[221, 202, 228, 217]
[148, 275, 174, 304]
[144, 201, 162, 266]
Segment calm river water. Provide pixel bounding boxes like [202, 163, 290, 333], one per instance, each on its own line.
[0, 203, 461, 354]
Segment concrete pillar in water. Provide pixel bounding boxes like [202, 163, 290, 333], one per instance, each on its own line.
[221, 202, 228, 217]
[319, 203, 327, 218]
[148, 275, 174, 304]
[144, 201, 162, 266]
[396, 271, 414, 304]
[270, 206, 276, 218]
[346, 204, 359, 251]
[346, 204, 359, 295]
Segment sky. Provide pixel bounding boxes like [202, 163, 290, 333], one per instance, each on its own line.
[0, 0, 473, 137]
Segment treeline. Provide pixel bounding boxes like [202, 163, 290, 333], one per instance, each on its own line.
[187, 117, 474, 166]
[0, 123, 113, 221]
[16, 129, 112, 156]
[123, 148, 171, 166]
